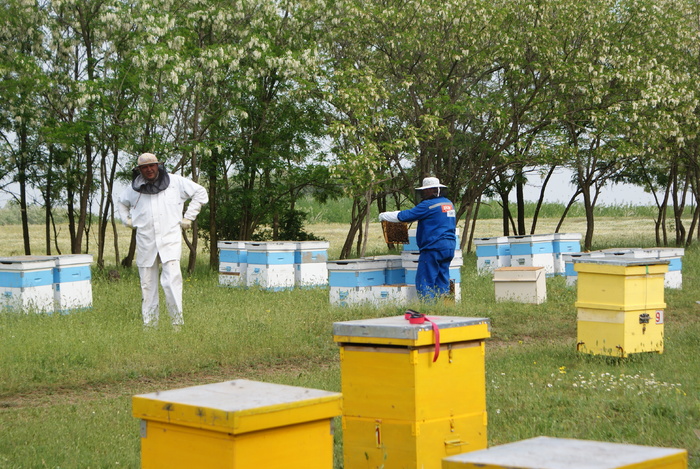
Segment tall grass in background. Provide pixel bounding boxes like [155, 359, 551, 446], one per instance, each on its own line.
[295, 196, 661, 225]
[0, 196, 662, 228]
[0, 201, 70, 225]
[475, 199, 661, 219]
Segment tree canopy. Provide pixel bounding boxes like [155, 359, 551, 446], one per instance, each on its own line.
[1, 0, 699, 262]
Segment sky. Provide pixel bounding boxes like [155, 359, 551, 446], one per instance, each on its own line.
[520, 167, 658, 206]
[0, 167, 659, 210]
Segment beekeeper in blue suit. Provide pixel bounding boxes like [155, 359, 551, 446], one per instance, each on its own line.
[379, 177, 457, 299]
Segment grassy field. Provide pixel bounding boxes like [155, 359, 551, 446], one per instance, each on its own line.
[0, 219, 698, 468]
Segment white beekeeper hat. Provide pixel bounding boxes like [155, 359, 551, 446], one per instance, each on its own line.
[137, 153, 159, 166]
[416, 177, 447, 190]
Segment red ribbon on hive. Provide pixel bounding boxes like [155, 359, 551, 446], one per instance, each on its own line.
[404, 309, 441, 362]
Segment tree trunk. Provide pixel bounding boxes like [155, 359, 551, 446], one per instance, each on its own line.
[671, 164, 688, 246]
[121, 230, 137, 268]
[18, 123, 31, 255]
[515, 170, 525, 235]
[111, 201, 120, 267]
[44, 148, 54, 255]
[340, 198, 364, 259]
[465, 200, 479, 254]
[73, 132, 93, 254]
[555, 190, 580, 234]
[499, 191, 511, 236]
[96, 146, 119, 269]
[360, 188, 372, 258]
[208, 156, 219, 270]
[530, 166, 556, 234]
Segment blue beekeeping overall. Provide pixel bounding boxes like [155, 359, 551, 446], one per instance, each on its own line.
[379, 177, 457, 299]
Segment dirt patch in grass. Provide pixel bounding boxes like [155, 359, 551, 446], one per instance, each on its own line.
[0, 359, 336, 410]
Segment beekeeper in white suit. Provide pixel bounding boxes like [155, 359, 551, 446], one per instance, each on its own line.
[118, 153, 208, 329]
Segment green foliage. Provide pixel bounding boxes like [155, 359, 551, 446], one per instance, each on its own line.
[0, 201, 69, 226]
[296, 196, 375, 224]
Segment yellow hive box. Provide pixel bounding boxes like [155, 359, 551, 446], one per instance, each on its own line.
[132, 379, 342, 469]
[574, 258, 668, 357]
[442, 436, 688, 469]
[574, 259, 668, 311]
[577, 307, 665, 357]
[333, 315, 491, 469]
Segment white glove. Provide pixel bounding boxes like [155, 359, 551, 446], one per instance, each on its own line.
[124, 218, 133, 229]
[379, 211, 401, 223]
[180, 218, 193, 231]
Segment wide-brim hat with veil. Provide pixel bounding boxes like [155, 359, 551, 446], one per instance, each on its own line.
[416, 177, 447, 190]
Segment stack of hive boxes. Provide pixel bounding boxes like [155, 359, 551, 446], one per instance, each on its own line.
[574, 257, 668, 357]
[333, 315, 491, 468]
[218, 241, 247, 287]
[327, 257, 396, 306]
[0, 256, 55, 313]
[51, 254, 94, 312]
[328, 229, 462, 307]
[294, 241, 330, 287]
[0, 254, 93, 314]
[475, 233, 582, 276]
[217, 241, 329, 291]
[474, 236, 510, 274]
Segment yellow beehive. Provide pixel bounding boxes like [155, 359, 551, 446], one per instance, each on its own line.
[576, 307, 666, 357]
[442, 436, 688, 469]
[333, 315, 491, 469]
[574, 258, 669, 357]
[574, 260, 667, 311]
[131, 379, 342, 469]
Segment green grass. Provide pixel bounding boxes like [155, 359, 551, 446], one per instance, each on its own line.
[0, 221, 698, 468]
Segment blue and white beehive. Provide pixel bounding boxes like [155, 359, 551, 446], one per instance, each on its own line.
[508, 234, 555, 275]
[328, 232, 463, 306]
[218, 241, 247, 287]
[245, 242, 296, 291]
[329, 286, 373, 307]
[0, 256, 55, 313]
[327, 258, 387, 289]
[371, 255, 404, 285]
[562, 251, 605, 286]
[403, 228, 419, 252]
[552, 233, 582, 275]
[294, 241, 329, 288]
[654, 247, 684, 289]
[474, 236, 511, 274]
[328, 258, 388, 306]
[401, 251, 420, 286]
[600, 248, 656, 260]
[369, 284, 410, 306]
[600, 247, 684, 289]
[52, 254, 93, 312]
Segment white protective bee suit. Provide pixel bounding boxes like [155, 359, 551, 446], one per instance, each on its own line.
[118, 163, 208, 327]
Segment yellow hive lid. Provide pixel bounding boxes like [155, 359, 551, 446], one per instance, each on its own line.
[443, 436, 687, 469]
[132, 379, 342, 434]
[573, 258, 669, 275]
[333, 315, 490, 346]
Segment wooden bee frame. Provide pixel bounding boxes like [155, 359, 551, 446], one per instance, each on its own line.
[382, 221, 409, 244]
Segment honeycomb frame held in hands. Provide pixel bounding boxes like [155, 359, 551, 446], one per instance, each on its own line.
[382, 220, 409, 244]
